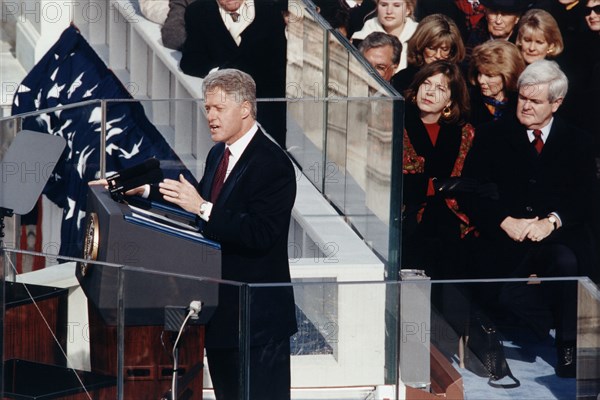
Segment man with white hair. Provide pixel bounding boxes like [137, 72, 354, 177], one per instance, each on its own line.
[463, 60, 596, 378]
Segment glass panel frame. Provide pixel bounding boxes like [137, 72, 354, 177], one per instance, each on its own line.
[1, 248, 599, 399]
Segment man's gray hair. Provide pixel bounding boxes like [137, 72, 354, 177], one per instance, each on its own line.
[359, 32, 402, 66]
[517, 60, 568, 102]
[202, 69, 257, 118]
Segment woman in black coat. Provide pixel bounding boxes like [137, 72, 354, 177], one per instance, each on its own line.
[401, 60, 474, 280]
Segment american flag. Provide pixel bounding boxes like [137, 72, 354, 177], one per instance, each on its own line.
[12, 25, 192, 258]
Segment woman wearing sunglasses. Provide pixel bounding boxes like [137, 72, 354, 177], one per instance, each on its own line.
[585, 0, 600, 33]
[553, 0, 598, 133]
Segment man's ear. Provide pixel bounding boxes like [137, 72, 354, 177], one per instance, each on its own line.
[551, 97, 563, 113]
[241, 101, 251, 119]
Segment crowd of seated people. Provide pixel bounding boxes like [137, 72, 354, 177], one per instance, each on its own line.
[389, 0, 597, 382]
[322, 0, 600, 377]
[134, 0, 599, 383]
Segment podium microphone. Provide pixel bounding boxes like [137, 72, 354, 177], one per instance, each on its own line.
[107, 158, 163, 201]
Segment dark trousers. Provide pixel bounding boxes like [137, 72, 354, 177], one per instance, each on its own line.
[499, 243, 578, 342]
[206, 338, 291, 400]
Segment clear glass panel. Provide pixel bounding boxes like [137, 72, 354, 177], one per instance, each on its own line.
[245, 280, 399, 400]
[578, 279, 600, 398]
[0, 102, 102, 263]
[425, 278, 587, 399]
[1, 248, 237, 400]
[2, 249, 121, 399]
[286, 3, 328, 191]
[120, 268, 229, 400]
[2, 247, 599, 399]
[239, 278, 600, 400]
[285, 1, 404, 269]
[324, 30, 350, 217]
[285, 0, 400, 204]
[103, 98, 402, 272]
[1, 94, 403, 288]
[285, 96, 403, 269]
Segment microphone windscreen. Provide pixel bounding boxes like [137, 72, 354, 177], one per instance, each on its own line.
[111, 158, 160, 183]
[107, 158, 162, 197]
[119, 168, 164, 194]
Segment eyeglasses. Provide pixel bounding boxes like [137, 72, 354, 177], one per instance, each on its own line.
[586, 5, 600, 15]
[374, 64, 393, 74]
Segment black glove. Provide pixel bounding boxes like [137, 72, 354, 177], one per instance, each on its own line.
[433, 177, 478, 193]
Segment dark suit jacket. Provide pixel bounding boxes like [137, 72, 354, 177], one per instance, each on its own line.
[180, 0, 287, 98]
[196, 130, 297, 348]
[462, 116, 596, 276]
[391, 65, 418, 95]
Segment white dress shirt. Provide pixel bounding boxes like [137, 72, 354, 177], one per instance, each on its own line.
[217, 0, 255, 46]
[526, 118, 553, 144]
[198, 122, 258, 221]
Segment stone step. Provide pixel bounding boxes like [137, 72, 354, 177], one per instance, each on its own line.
[0, 40, 11, 53]
[0, 53, 27, 108]
[0, 27, 13, 53]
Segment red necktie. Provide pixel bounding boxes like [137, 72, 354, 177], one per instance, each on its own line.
[210, 147, 230, 202]
[532, 129, 544, 154]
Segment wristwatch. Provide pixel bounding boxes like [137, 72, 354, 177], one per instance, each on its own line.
[547, 215, 558, 230]
[199, 201, 209, 216]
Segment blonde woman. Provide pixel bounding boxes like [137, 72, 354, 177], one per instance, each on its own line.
[516, 9, 564, 64]
[351, 0, 418, 71]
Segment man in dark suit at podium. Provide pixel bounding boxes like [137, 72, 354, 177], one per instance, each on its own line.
[179, 0, 288, 148]
[154, 69, 297, 400]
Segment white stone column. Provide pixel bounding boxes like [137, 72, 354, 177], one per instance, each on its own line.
[14, 0, 79, 70]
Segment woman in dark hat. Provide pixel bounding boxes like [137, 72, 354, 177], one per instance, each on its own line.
[465, 0, 533, 60]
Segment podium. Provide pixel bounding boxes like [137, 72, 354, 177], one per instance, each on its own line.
[3, 282, 116, 400]
[77, 186, 222, 399]
[4, 282, 68, 366]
